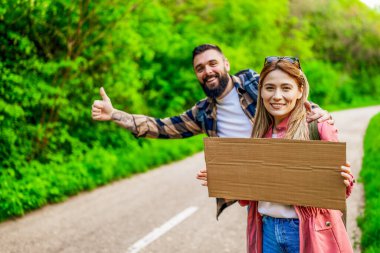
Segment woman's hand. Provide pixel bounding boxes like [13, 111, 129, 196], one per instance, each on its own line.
[341, 161, 355, 187]
[196, 168, 208, 186]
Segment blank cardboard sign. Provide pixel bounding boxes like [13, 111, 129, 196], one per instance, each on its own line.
[204, 138, 346, 211]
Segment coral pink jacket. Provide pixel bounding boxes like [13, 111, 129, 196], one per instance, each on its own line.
[239, 118, 354, 253]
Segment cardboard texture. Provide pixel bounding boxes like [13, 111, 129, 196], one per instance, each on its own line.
[204, 138, 346, 211]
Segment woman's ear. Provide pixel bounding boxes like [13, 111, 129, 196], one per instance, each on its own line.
[297, 85, 304, 99]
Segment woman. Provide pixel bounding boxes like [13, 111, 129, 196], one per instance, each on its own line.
[197, 57, 355, 253]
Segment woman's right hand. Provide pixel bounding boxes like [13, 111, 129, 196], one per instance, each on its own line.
[196, 168, 208, 186]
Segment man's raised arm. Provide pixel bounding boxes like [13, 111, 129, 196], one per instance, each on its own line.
[92, 87, 136, 132]
[91, 87, 202, 138]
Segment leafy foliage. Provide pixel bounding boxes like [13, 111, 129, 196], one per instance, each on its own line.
[0, 0, 379, 222]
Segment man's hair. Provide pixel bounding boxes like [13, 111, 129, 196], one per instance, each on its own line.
[192, 44, 223, 63]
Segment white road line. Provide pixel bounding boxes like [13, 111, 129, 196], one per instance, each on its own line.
[127, 206, 199, 253]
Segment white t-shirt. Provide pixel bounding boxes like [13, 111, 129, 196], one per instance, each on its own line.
[216, 88, 297, 219]
[216, 88, 252, 138]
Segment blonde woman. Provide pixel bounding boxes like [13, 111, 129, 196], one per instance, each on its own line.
[197, 57, 355, 253]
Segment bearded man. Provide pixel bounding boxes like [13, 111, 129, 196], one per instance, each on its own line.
[91, 44, 331, 217]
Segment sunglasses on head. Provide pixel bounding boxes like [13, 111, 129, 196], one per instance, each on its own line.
[264, 56, 301, 70]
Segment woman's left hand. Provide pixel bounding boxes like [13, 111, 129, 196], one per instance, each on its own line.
[341, 161, 355, 187]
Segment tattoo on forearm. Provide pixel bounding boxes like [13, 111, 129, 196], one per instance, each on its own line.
[112, 111, 136, 132]
[112, 112, 123, 121]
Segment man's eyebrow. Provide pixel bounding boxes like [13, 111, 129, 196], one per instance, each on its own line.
[194, 63, 203, 69]
[195, 59, 219, 68]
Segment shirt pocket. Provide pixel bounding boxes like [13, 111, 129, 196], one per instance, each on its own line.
[314, 213, 334, 231]
[313, 212, 342, 252]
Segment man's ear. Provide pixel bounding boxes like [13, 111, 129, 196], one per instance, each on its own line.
[224, 58, 230, 72]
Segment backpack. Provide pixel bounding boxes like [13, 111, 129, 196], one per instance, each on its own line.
[308, 120, 321, 140]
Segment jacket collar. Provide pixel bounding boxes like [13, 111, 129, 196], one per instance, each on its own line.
[275, 116, 290, 131]
[266, 116, 290, 137]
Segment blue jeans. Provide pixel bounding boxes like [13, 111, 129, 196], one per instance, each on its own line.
[262, 215, 300, 253]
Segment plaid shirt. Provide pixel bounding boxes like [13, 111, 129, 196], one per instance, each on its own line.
[130, 69, 260, 218]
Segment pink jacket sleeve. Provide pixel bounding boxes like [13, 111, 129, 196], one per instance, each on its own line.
[317, 121, 338, 142]
[317, 121, 353, 197]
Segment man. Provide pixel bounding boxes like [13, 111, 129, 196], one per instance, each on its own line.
[91, 44, 331, 218]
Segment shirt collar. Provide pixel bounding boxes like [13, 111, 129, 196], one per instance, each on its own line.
[267, 116, 290, 137]
[232, 75, 246, 96]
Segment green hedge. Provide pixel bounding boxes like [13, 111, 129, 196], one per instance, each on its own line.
[358, 113, 380, 252]
[1, 0, 380, 223]
[0, 135, 204, 221]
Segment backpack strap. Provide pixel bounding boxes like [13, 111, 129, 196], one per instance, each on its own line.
[308, 120, 320, 140]
[234, 69, 260, 104]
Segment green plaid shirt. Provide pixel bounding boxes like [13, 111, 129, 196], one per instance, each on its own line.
[129, 69, 260, 218]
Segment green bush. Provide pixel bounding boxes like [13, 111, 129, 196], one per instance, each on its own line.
[0, 135, 204, 221]
[1, 0, 380, 222]
[358, 113, 380, 252]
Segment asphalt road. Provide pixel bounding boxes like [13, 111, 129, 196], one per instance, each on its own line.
[0, 105, 379, 253]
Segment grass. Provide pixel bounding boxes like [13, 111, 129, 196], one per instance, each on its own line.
[357, 112, 380, 252]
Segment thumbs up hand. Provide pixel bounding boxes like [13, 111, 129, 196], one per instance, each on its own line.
[92, 87, 114, 121]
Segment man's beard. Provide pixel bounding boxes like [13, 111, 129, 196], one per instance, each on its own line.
[200, 71, 229, 99]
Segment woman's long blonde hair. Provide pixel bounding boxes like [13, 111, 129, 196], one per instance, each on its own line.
[252, 60, 311, 140]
